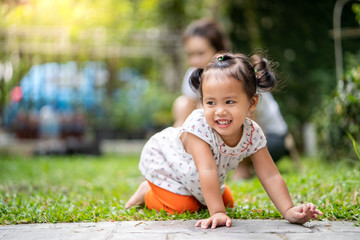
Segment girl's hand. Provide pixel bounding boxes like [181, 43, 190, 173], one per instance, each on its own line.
[285, 203, 323, 224]
[195, 212, 232, 229]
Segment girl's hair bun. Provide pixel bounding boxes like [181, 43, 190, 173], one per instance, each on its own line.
[189, 68, 204, 91]
[250, 55, 276, 91]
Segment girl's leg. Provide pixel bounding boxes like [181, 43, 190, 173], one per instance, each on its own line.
[127, 181, 234, 212]
[125, 181, 151, 209]
[145, 181, 201, 214]
[222, 185, 234, 208]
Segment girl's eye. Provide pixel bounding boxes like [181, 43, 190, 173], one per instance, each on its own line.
[226, 100, 235, 104]
[207, 101, 215, 106]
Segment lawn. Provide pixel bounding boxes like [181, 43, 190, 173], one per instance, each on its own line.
[0, 154, 359, 225]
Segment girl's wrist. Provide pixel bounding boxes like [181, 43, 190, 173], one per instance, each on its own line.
[209, 209, 226, 216]
[283, 206, 295, 222]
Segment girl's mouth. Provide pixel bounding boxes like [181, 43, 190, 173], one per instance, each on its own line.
[216, 120, 231, 127]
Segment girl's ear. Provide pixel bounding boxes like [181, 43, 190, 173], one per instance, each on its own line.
[249, 94, 259, 112]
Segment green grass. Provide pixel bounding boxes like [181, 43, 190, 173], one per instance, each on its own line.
[0, 154, 359, 225]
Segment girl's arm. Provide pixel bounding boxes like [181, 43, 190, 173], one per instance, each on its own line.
[251, 147, 322, 224]
[181, 132, 232, 229]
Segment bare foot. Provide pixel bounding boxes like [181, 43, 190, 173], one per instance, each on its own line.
[125, 181, 150, 209]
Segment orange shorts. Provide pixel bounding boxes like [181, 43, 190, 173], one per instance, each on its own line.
[145, 180, 234, 214]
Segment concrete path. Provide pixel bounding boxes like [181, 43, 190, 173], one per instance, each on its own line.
[0, 220, 359, 240]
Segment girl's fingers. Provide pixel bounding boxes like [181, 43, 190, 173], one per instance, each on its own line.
[296, 205, 304, 214]
[303, 204, 310, 213]
[202, 219, 211, 229]
[308, 203, 316, 213]
[315, 209, 324, 215]
[226, 218, 232, 227]
[211, 219, 218, 229]
[196, 217, 233, 229]
[304, 203, 323, 219]
[287, 204, 323, 224]
[195, 220, 202, 227]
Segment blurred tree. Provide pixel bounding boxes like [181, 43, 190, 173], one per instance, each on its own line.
[0, 0, 222, 91]
[0, 0, 223, 136]
[2, 0, 358, 144]
[227, 0, 359, 149]
[313, 2, 360, 160]
[355, 2, 360, 23]
[153, 0, 225, 90]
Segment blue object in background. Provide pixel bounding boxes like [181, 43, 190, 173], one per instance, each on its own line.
[3, 61, 109, 139]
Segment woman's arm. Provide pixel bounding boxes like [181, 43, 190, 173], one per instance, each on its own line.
[251, 147, 323, 223]
[181, 132, 232, 228]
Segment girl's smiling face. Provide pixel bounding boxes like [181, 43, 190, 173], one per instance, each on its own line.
[202, 71, 258, 147]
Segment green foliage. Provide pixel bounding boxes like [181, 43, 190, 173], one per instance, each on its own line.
[104, 81, 175, 137]
[228, 0, 338, 123]
[1, 0, 359, 145]
[1, 0, 161, 38]
[312, 3, 360, 161]
[0, 0, 217, 135]
[227, 0, 359, 149]
[313, 65, 360, 161]
[353, 3, 360, 25]
[347, 132, 360, 161]
[0, 155, 359, 224]
[0, 0, 213, 42]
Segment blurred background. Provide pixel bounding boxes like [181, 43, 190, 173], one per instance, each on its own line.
[0, 0, 359, 159]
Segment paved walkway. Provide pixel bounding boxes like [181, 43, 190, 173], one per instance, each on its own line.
[0, 220, 359, 240]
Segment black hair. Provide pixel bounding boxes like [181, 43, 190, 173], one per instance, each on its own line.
[189, 52, 277, 101]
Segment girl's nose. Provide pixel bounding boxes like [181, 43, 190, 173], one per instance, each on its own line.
[215, 106, 227, 116]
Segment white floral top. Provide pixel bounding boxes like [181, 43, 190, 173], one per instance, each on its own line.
[139, 109, 266, 205]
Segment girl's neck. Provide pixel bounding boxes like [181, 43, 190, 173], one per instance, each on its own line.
[217, 125, 243, 148]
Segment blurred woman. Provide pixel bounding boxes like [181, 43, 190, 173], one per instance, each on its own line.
[172, 19, 231, 127]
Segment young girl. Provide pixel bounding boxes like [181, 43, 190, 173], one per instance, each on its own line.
[125, 53, 323, 229]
